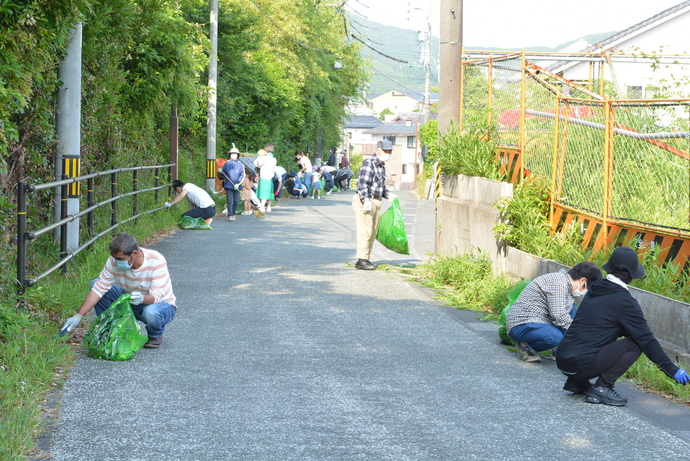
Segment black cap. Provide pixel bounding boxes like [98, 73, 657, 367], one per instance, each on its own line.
[602, 247, 645, 279]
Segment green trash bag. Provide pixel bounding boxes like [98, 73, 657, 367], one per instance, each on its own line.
[180, 215, 212, 229]
[498, 280, 530, 345]
[83, 293, 148, 361]
[376, 197, 409, 255]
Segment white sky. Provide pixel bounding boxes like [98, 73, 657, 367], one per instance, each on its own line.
[347, 0, 685, 48]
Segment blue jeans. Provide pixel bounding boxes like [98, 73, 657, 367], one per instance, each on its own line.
[225, 188, 241, 216]
[92, 281, 176, 338]
[303, 171, 312, 194]
[509, 305, 578, 352]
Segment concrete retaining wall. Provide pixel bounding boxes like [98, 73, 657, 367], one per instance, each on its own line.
[435, 174, 690, 363]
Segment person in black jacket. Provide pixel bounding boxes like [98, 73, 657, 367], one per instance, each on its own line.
[556, 247, 689, 406]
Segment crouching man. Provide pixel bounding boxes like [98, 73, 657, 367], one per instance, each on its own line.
[60, 233, 177, 349]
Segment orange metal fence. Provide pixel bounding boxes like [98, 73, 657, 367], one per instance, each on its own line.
[470, 50, 690, 269]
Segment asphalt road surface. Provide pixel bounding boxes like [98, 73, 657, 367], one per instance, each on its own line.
[45, 191, 690, 460]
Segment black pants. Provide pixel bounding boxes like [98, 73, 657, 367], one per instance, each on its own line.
[569, 337, 641, 387]
[182, 205, 215, 219]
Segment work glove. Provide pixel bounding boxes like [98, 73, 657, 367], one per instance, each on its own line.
[130, 291, 144, 306]
[362, 201, 372, 212]
[674, 369, 690, 385]
[164, 202, 172, 208]
[60, 313, 83, 334]
[234, 184, 239, 191]
[387, 192, 398, 201]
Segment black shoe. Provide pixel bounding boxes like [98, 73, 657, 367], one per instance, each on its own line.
[144, 336, 163, 349]
[584, 383, 627, 406]
[563, 377, 589, 395]
[355, 259, 376, 270]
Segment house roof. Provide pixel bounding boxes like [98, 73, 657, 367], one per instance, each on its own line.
[367, 89, 439, 103]
[363, 124, 418, 135]
[548, 1, 690, 73]
[344, 115, 384, 129]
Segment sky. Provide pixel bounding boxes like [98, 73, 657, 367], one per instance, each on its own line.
[346, 0, 685, 49]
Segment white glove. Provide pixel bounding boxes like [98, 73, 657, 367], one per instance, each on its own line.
[362, 201, 373, 212]
[61, 313, 83, 333]
[130, 291, 144, 305]
[164, 202, 172, 208]
[387, 192, 398, 201]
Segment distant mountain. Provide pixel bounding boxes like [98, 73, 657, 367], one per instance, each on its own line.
[349, 14, 618, 94]
[349, 14, 439, 95]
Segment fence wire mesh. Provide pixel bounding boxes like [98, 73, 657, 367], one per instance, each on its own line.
[462, 52, 690, 237]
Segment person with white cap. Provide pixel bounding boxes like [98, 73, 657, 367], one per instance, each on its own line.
[351, 139, 397, 270]
[556, 246, 689, 406]
[220, 143, 245, 221]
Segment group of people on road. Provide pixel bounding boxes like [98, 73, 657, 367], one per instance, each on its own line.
[60, 137, 688, 412]
[505, 247, 689, 406]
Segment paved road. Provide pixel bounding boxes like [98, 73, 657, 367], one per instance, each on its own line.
[48, 191, 690, 460]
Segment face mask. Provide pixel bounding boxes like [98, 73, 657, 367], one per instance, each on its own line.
[572, 281, 587, 298]
[379, 153, 392, 162]
[230, 154, 238, 160]
[116, 254, 133, 270]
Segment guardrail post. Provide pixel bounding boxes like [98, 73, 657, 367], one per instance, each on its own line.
[111, 167, 118, 227]
[60, 175, 68, 273]
[87, 170, 94, 236]
[17, 181, 27, 295]
[155, 166, 161, 203]
[133, 164, 139, 217]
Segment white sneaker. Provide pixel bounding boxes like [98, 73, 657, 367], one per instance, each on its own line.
[317, 196, 320, 199]
[266, 206, 272, 212]
[326, 191, 331, 195]
[310, 196, 314, 199]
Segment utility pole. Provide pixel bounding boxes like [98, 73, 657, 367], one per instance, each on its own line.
[422, 4, 432, 122]
[438, 0, 462, 135]
[55, 22, 82, 251]
[206, 0, 218, 191]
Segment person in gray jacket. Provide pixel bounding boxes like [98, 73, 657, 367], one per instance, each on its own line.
[556, 247, 689, 406]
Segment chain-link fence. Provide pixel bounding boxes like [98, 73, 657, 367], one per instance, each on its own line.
[462, 51, 690, 244]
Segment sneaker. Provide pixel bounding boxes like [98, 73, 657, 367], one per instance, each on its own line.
[516, 342, 541, 362]
[326, 191, 331, 195]
[355, 259, 376, 270]
[317, 196, 320, 199]
[563, 377, 589, 395]
[267, 206, 272, 212]
[144, 336, 163, 349]
[204, 218, 213, 226]
[585, 383, 628, 406]
[540, 350, 557, 361]
[242, 211, 252, 216]
[310, 196, 315, 199]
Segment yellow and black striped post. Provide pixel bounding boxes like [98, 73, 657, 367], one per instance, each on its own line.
[62, 155, 81, 197]
[206, 159, 216, 181]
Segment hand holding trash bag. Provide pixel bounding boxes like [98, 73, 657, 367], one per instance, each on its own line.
[375, 197, 409, 255]
[130, 291, 144, 305]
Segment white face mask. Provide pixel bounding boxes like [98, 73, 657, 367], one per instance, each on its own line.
[379, 153, 391, 162]
[572, 281, 587, 298]
[230, 154, 238, 160]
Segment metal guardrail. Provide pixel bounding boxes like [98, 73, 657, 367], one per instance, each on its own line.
[16, 163, 175, 293]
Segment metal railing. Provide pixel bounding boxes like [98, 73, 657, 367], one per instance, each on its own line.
[16, 163, 174, 293]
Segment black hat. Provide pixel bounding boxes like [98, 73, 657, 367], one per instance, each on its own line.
[602, 247, 645, 279]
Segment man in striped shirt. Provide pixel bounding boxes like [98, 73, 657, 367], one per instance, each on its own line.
[61, 233, 177, 349]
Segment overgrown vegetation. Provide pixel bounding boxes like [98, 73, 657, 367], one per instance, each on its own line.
[434, 119, 504, 180]
[419, 251, 511, 314]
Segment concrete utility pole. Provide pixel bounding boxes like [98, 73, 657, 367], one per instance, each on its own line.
[438, 0, 462, 135]
[206, 0, 218, 190]
[55, 22, 82, 251]
[422, 4, 432, 122]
